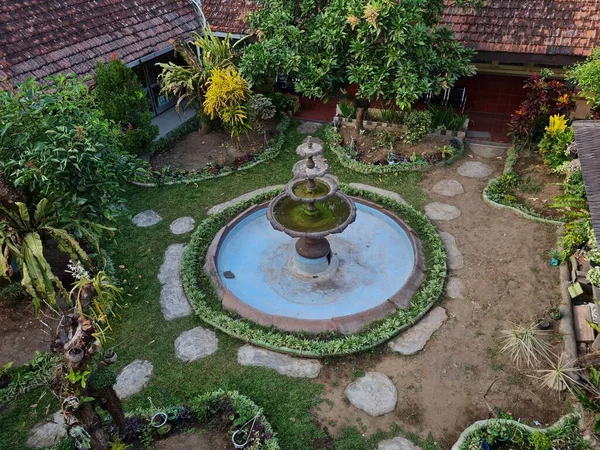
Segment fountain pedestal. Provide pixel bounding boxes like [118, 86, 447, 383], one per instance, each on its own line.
[295, 237, 331, 259]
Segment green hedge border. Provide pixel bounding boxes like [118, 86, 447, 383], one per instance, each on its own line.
[325, 126, 465, 174]
[133, 116, 291, 187]
[50, 390, 280, 450]
[182, 184, 447, 357]
[453, 412, 584, 450]
[482, 147, 566, 226]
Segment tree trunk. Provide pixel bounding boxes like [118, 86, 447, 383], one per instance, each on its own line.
[95, 387, 126, 433]
[73, 403, 110, 450]
[355, 107, 366, 131]
[0, 173, 26, 209]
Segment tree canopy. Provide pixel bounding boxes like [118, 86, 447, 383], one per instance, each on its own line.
[240, 0, 482, 113]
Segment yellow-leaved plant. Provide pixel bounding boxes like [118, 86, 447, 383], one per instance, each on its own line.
[545, 114, 568, 137]
[203, 68, 252, 138]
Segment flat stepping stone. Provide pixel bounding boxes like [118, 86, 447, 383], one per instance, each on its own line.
[344, 372, 397, 416]
[170, 216, 195, 234]
[439, 232, 464, 270]
[432, 179, 464, 197]
[237, 345, 322, 378]
[424, 202, 461, 221]
[208, 185, 285, 215]
[158, 244, 192, 320]
[457, 161, 493, 178]
[132, 210, 162, 227]
[349, 183, 407, 205]
[388, 307, 447, 355]
[446, 277, 464, 299]
[297, 121, 323, 134]
[378, 437, 422, 450]
[27, 413, 66, 448]
[114, 360, 153, 399]
[175, 327, 218, 362]
[468, 141, 509, 158]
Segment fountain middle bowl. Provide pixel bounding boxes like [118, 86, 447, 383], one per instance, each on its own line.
[287, 176, 338, 203]
[267, 191, 357, 239]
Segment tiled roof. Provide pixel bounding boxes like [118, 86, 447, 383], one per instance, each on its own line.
[200, 0, 258, 35]
[0, 0, 200, 87]
[444, 0, 600, 57]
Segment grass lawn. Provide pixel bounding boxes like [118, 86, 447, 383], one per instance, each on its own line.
[0, 122, 433, 450]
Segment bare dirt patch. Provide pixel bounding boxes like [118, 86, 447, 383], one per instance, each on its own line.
[512, 151, 564, 220]
[153, 428, 230, 450]
[151, 120, 278, 171]
[339, 126, 453, 165]
[0, 297, 53, 367]
[313, 151, 568, 446]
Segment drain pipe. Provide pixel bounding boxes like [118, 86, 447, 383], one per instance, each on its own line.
[189, 0, 208, 60]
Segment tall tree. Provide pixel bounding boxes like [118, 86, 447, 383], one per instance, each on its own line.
[240, 0, 483, 129]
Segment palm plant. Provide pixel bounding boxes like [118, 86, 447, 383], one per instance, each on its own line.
[500, 322, 553, 368]
[157, 27, 242, 132]
[0, 199, 89, 312]
[531, 353, 584, 394]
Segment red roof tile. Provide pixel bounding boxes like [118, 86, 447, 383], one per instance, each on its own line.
[443, 0, 600, 57]
[0, 0, 199, 87]
[200, 0, 258, 35]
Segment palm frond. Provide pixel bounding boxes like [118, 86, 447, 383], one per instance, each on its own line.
[500, 322, 553, 368]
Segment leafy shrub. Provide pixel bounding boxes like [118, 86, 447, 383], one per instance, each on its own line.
[403, 110, 432, 144]
[508, 71, 576, 147]
[203, 67, 251, 137]
[537, 115, 574, 168]
[249, 94, 276, 132]
[338, 99, 356, 119]
[529, 430, 553, 450]
[380, 108, 404, 124]
[94, 57, 158, 155]
[560, 218, 595, 260]
[0, 283, 26, 303]
[269, 92, 299, 115]
[374, 129, 401, 149]
[486, 173, 520, 206]
[566, 47, 600, 118]
[428, 105, 468, 131]
[0, 74, 139, 225]
[88, 366, 117, 391]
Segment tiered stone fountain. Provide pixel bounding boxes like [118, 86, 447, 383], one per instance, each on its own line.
[206, 137, 425, 334]
[267, 137, 356, 277]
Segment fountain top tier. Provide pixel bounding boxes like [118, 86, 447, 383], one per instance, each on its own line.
[296, 136, 324, 158]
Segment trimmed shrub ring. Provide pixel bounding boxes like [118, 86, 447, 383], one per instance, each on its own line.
[483, 147, 566, 226]
[133, 115, 291, 187]
[453, 412, 584, 450]
[325, 126, 465, 174]
[182, 184, 447, 357]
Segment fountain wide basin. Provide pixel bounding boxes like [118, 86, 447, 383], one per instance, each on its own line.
[205, 197, 425, 334]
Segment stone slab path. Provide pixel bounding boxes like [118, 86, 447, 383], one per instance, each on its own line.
[207, 185, 285, 215]
[170, 216, 195, 234]
[132, 210, 162, 227]
[432, 179, 464, 197]
[175, 327, 218, 362]
[424, 202, 461, 221]
[158, 244, 192, 320]
[378, 437, 422, 450]
[445, 277, 464, 299]
[237, 345, 322, 378]
[344, 372, 397, 417]
[27, 412, 66, 448]
[439, 232, 464, 270]
[457, 161, 493, 178]
[349, 183, 407, 205]
[388, 307, 448, 355]
[114, 359, 154, 399]
[297, 121, 324, 134]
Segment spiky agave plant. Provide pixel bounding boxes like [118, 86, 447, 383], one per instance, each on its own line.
[531, 353, 584, 395]
[500, 322, 553, 368]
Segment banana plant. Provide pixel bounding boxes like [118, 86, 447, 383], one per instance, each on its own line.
[0, 198, 89, 312]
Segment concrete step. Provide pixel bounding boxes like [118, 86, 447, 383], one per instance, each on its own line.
[466, 139, 511, 158]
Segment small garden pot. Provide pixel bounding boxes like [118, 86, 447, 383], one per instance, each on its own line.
[66, 348, 84, 364]
[538, 320, 552, 330]
[549, 307, 562, 321]
[150, 412, 168, 428]
[103, 350, 117, 365]
[166, 406, 180, 422]
[156, 423, 172, 435]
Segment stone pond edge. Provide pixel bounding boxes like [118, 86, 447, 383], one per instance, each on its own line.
[180, 184, 448, 358]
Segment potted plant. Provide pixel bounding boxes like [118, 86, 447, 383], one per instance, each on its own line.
[588, 249, 600, 268]
[549, 307, 562, 321]
[156, 423, 172, 435]
[150, 412, 168, 428]
[166, 406, 180, 422]
[66, 348, 84, 364]
[103, 348, 117, 365]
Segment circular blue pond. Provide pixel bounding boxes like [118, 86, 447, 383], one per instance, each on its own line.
[216, 202, 416, 321]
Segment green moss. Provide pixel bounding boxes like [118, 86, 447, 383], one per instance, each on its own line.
[273, 194, 351, 232]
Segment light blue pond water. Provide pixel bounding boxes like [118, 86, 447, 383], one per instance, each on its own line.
[216, 203, 415, 320]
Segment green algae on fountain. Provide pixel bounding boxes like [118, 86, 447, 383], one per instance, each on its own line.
[272, 196, 352, 233]
[292, 180, 331, 199]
